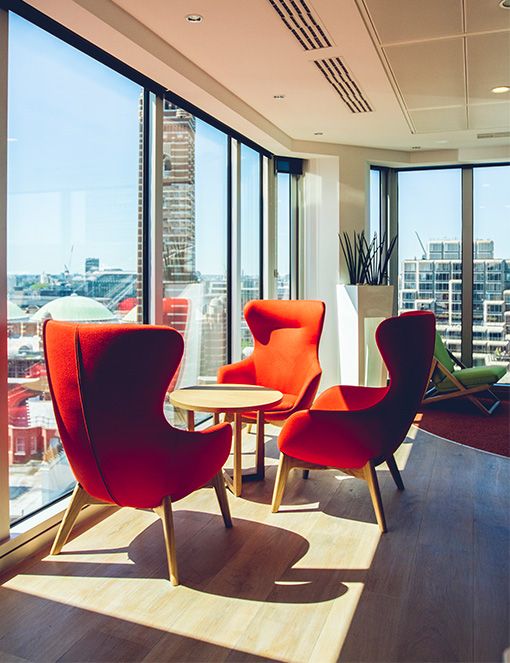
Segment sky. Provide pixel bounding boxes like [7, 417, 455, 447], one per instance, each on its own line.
[398, 167, 510, 262]
[7, 13, 141, 275]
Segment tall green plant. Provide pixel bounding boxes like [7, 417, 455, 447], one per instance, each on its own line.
[339, 230, 397, 285]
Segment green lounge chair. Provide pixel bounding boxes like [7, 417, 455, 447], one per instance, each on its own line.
[423, 331, 506, 415]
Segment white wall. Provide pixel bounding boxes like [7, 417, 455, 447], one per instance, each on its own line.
[302, 144, 409, 392]
[303, 156, 340, 392]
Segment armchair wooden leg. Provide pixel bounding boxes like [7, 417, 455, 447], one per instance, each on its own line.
[154, 495, 179, 586]
[50, 483, 106, 555]
[386, 455, 405, 491]
[363, 460, 387, 533]
[271, 453, 294, 513]
[210, 471, 233, 528]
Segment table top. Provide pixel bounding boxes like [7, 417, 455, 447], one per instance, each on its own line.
[169, 384, 283, 414]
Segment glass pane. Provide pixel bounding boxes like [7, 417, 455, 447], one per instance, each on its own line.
[369, 168, 381, 241]
[276, 172, 290, 299]
[161, 104, 228, 425]
[240, 145, 261, 356]
[473, 165, 510, 381]
[7, 15, 142, 523]
[397, 169, 462, 356]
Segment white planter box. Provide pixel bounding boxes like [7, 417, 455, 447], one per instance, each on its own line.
[337, 284, 394, 387]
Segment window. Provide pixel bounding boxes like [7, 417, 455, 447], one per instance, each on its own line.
[7, 14, 142, 523]
[375, 163, 509, 382]
[276, 172, 291, 299]
[159, 108, 229, 422]
[1, 7, 295, 541]
[474, 165, 510, 379]
[239, 145, 262, 356]
[397, 168, 462, 353]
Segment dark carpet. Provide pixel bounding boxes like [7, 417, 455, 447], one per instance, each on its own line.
[414, 394, 510, 457]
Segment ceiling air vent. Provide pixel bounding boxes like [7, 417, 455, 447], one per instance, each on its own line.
[477, 131, 510, 139]
[314, 57, 373, 113]
[268, 0, 332, 50]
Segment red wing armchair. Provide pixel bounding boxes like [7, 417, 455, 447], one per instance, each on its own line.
[271, 311, 436, 533]
[217, 299, 326, 423]
[43, 320, 233, 585]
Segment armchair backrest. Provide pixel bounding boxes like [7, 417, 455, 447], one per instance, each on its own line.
[43, 320, 184, 505]
[244, 299, 325, 399]
[375, 310, 435, 457]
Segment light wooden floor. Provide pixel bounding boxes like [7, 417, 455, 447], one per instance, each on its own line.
[0, 424, 509, 663]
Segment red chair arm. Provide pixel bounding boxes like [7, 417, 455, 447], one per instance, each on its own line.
[290, 367, 322, 412]
[278, 409, 383, 469]
[313, 385, 388, 412]
[217, 356, 256, 384]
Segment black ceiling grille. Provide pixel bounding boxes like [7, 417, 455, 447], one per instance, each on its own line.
[314, 57, 373, 113]
[268, 0, 332, 50]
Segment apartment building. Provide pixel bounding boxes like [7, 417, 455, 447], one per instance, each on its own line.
[400, 240, 510, 365]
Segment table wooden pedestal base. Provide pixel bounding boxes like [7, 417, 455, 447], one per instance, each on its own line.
[170, 385, 283, 498]
[221, 410, 265, 496]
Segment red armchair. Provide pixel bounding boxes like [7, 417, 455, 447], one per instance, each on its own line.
[217, 299, 326, 424]
[43, 320, 233, 585]
[271, 311, 435, 532]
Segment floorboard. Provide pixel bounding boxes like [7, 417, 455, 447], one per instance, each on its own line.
[0, 425, 508, 663]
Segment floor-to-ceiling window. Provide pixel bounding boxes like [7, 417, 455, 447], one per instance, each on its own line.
[1, 5, 296, 544]
[374, 163, 510, 382]
[473, 165, 510, 380]
[397, 168, 463, 351]
[239, 145, 262, 356]
[6, 13, 142, 524]
[369, 168, 381, 241]
[276, 172, 291, 299]
[159, 103, 229, 419]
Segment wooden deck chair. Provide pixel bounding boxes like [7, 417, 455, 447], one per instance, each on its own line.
[422, 331, 506, 416]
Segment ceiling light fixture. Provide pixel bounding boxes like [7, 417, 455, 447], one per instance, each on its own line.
[273, 94, 286, 99]
[492, 85, 510, 93]
[314, 132, 323, 136]
[499, 0, 510, 8]
[186, 14, 203, 23]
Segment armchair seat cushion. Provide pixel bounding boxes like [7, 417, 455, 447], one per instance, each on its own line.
[435, 364, 506, 393]
[242, 392, 299, 421]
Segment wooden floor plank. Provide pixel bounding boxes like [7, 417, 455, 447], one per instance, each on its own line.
[0, 426, 508, 663]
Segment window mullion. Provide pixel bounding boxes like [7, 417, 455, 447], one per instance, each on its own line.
[0, 7, 9, 540]
[461, 167, 474, 367]
[149, 93, 163, 325]
[230, 139, 242, 364]
[263, 156, 276, 299]
[290, 174, 300, 300]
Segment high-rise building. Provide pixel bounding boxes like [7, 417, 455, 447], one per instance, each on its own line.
[85, 258, 99, 273]
[400, 239, 510, 363]
[162, 101, 196, 286]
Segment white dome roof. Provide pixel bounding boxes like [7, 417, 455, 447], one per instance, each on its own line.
[8, 301, 28, 321]
[31, 295, 117, 322]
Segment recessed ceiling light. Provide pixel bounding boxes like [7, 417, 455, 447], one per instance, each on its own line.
[499, 0, 510, 8]
[412, 146, 421, 150]
[314, 132, 323, 136]
[186, 14, 203, 23]
[273, 94, 286, 99]
[492, 85, 510, 93]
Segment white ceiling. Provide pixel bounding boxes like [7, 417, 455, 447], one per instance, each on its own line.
[33, 0, 510, 156]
